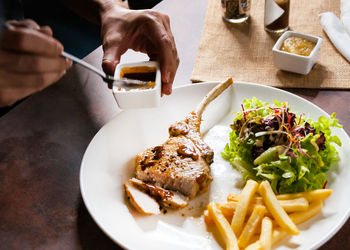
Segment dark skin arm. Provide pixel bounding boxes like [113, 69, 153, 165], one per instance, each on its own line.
[64, 0, 179, 95]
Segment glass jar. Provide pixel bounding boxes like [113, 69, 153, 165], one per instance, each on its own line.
[221, 0, 250, 23]
[264, 0, 290, 34]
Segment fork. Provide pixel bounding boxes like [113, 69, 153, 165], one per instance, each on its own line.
[61, 51, 150, 88]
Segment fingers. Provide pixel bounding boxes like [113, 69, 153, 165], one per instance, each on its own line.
[39, 26, 53, 36]
[1, 21, 63, 56]
[7, 20, 54, 36]
[101, 13, 129, 76]
[141, 11, 179, 95]
[102, 33, 126, 76]
[0, 50, 71, 73]
[7, 19, 40, 30]
[102, 57, 119, 77]
[0, 20, 69, 107]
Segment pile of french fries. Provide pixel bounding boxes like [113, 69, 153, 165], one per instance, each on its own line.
[203, 180, 332, 250]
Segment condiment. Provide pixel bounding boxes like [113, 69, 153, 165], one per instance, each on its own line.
[221, 0, 250, 23]
[264, 0, 290, 34]
[119, 66, 157, 90]
[280, 37, 316, 56]
[177, 142, 199, 161]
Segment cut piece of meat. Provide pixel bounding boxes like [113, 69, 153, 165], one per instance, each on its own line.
[124, 180, 160, 215]
[129, 178, 188, 208]
[134, 78, 234, 200]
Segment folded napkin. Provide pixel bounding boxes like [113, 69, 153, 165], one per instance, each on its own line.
[341, 0, 350, 34]
[319, 1, 350, 63]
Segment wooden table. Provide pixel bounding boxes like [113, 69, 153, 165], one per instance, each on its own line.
[0, 0, 349, 249]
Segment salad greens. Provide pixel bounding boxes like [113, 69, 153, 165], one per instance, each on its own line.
[222, 97, 342, 194]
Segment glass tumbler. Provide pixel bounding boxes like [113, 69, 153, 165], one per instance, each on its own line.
[221, 0, 250, 23]
[264, 0, 290, 34]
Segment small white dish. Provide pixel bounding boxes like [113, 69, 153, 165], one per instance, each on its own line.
[113, 61, 161, 109]
[272, 31, 323, 75]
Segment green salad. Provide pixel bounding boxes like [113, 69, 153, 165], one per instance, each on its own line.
[221, 98, 342, 194]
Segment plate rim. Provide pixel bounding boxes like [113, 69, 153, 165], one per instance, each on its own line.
[80, 81, 350, 250]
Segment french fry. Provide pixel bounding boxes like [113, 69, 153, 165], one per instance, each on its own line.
[204, 202, 241, 225]
[207, 201, 239, 250]
[231, 180, 259, 236]
[219, 202, 239, 220]
[260, 217, 273, 250]
[204, 202, 273, 226]
[271, 200, 323, 246]
[204, 202, 257, 225]
[289, 200, 323, 225]
[227, 194, 264, 205]
[248, 234, 260, 246]
[238, 205, 266, 248]
[204, 209, 213, 225]
[204, 183, 329, 249]
[258, 181, 299, 235]
[255, 218, 277, 235]
[271, 227, 288, 245]
[276, 189, 332, 202]
[219, 202, 272, 219]
[277, 197, 309, 213]
[245, 240, 262, 250]
[228, 194, 309, 213]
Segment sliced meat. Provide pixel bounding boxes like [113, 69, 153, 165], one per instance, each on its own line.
[129, 178, 188, 208]
[124, 180, 160, 215]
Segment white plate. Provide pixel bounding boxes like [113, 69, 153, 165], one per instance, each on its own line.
[80, 82, 350, 250]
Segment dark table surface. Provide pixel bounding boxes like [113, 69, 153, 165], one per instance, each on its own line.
[0, 0, 349, 249]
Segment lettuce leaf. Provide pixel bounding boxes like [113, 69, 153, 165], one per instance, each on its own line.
[222, 98, 342, 194]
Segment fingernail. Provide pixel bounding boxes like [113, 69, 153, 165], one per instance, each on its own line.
[102, 59, 118, 76]
[66, 59, 72, 68]
[56, 43, 64, 55]
[165, 71, 171, 83]
[162, 84, 172, 95]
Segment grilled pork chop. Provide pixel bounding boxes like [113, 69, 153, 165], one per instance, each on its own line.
[135, 111, 213, 198]
[126, 78, 233, 212]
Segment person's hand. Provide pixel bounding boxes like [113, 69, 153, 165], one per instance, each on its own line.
[100, 7, 179, 95]
[0, 19, 72, 107]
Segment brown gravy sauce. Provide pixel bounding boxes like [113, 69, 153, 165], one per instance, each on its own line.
[142, 182, 173, 200]
[120, 66, 157, 89]
[177, 142, 199, 161]
[169, 122, 190, 136]
[117, 66, 157, 91]
[123, 72, 156, 82]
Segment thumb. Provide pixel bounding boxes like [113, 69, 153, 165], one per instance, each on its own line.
[102, 45, 123, 76]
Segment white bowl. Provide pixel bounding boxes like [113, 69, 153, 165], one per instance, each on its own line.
[112, 61, 161, 109]
[272, 31, 323, 75]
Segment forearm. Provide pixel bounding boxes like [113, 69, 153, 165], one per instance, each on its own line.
[63, 0, 129, 25]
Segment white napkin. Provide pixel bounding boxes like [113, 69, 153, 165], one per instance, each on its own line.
[341, 0, 350, 34]
[319, 0, 350, 63]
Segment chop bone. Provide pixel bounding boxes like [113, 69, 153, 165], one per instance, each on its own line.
[128, 78, 234, 213]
